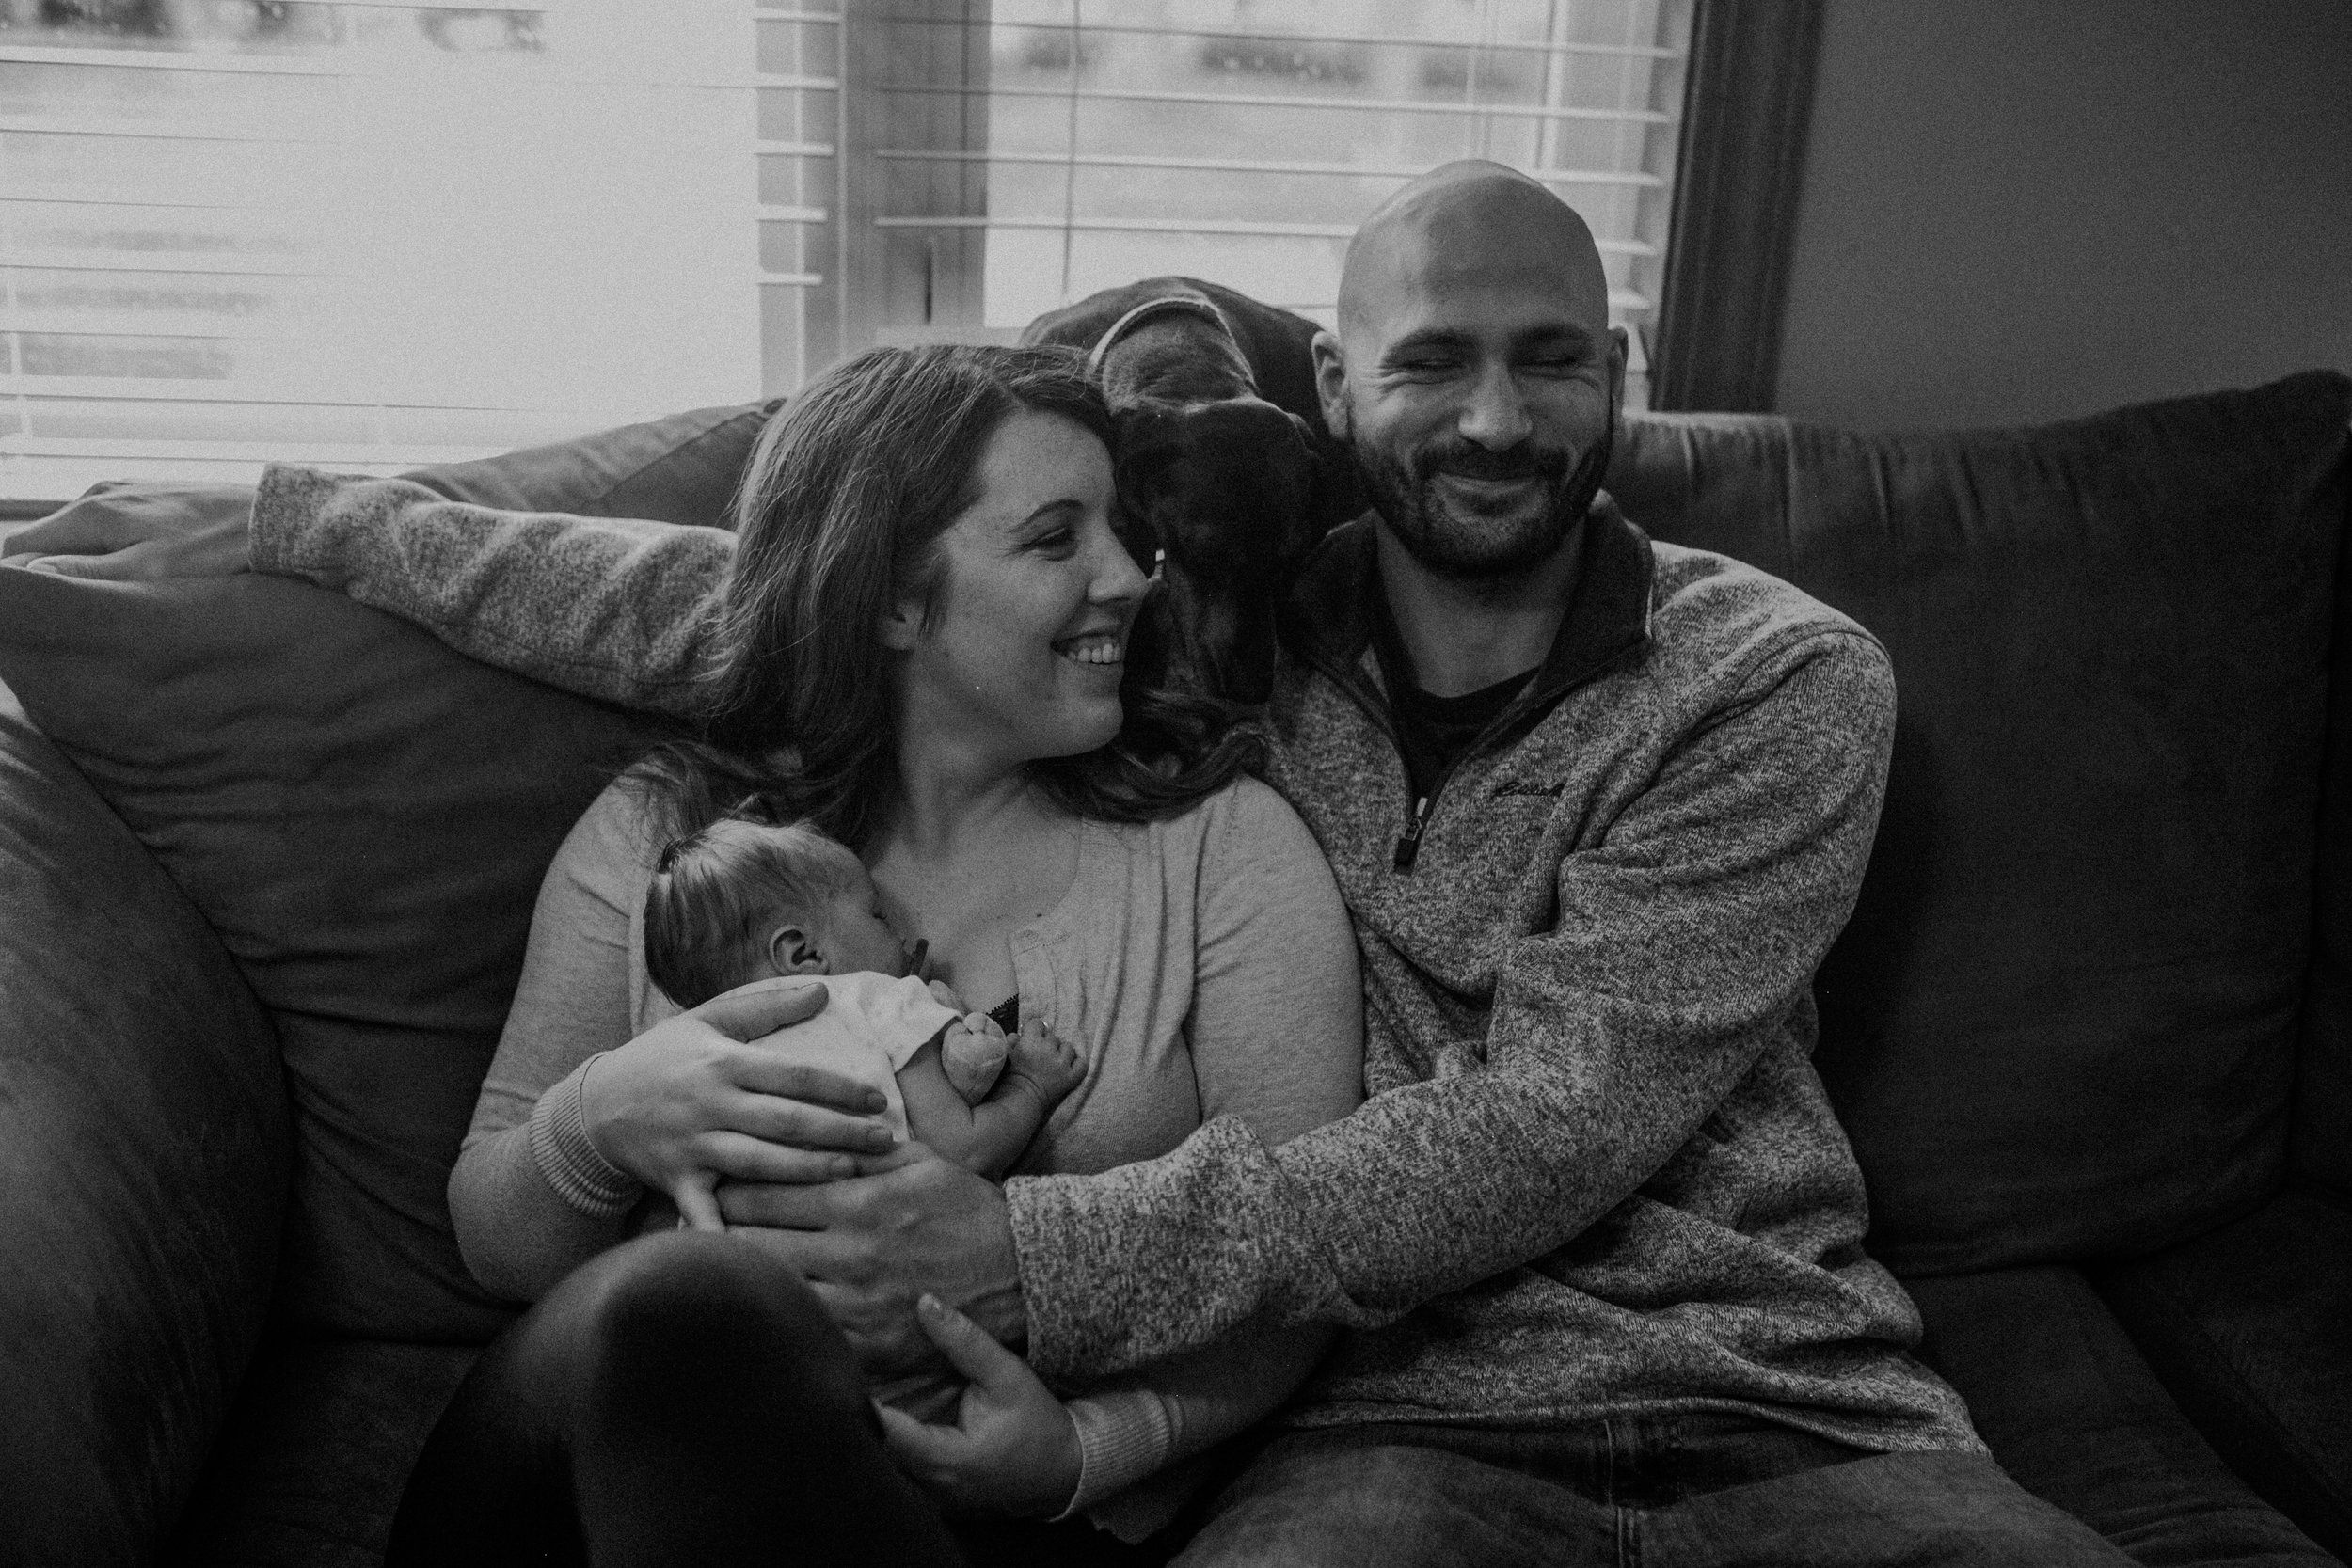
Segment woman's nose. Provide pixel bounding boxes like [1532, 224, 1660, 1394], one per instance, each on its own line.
[1457, 363, 1533, 451]
[1087, 521, 1151, 606]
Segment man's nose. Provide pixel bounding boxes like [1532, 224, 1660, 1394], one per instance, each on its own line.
[1457, 362, 1533, 451]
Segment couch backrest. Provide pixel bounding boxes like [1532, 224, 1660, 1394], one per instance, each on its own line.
[1610, 372, 2352, 1273]
[0, 402, 768, 1344]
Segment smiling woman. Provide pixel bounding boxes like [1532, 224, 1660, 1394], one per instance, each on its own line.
[377, 341, 1367, 1564]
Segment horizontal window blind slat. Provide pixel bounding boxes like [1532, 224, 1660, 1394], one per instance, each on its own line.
[0, 376, 572, 406]
[0, 115, 298, 142]
[1257, 289, 1653, 314]
[898, 15, 1678, 60]
[0, 253, 326, 277]
[873, 148, 1662, 186]
[876, 214, 1658, 256]
[0, 45, 345, 75]
[878, 82, 1674, 122]
[0, 435, 527, 464]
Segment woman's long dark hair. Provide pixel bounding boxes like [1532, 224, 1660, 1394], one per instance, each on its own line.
[635, 343, 1261, 847]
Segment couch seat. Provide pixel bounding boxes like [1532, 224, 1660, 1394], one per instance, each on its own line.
[2095, 1186, 2352, 1562]
[1907, 1265, 2338, 1565]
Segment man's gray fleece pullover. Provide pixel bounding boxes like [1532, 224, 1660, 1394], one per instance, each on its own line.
[251, 466, 1982, 1455]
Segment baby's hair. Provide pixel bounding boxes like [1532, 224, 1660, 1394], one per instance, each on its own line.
[643, 815, 869, 1008]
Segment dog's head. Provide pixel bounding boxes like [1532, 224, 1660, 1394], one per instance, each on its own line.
[1112, 395, 1322, 705]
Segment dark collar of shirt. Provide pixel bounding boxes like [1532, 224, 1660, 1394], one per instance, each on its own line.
[1370, 584, 1537, 804]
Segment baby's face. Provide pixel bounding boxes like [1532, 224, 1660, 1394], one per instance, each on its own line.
[814, 876, 914, 978]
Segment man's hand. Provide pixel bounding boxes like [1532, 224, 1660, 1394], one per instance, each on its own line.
[0, 482, 256, 578]
[878, 1294, 1081, 1518]
[581, 979, 896, 1230]
[719, 1144, 1027, 1379]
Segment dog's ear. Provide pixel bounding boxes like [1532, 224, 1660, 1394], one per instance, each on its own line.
[1111, 403, 1192, 509]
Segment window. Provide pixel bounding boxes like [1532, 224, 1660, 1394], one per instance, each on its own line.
[0, 0, 764, 501]
[2, 0, 1705, 505]
[810, 0, 1692, 405]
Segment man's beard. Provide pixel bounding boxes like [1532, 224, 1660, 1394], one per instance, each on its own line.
[1351, 404, 1613, 580]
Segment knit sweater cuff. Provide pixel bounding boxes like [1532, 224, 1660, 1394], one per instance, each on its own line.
[250, 464, 347, 583]
[529, 1056, 640, 1218]
[1057, 1388, 1178, 1519]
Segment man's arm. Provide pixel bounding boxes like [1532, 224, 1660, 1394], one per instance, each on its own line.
[1008, 629, 1896, 1379]
[251, 466, 729, 717]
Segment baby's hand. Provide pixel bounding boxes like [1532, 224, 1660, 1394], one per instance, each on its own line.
[1004, 1018, 1086, 1105]
[940, 1011, 1009, 1102]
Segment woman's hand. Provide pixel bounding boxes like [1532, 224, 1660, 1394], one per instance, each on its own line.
[580, 980, 898, 1231]
[0, 482, 256, 578]
[878, 1293, 1082, 1518]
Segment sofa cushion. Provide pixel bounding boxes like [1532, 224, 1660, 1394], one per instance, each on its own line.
[165, 1335, 479, 1568]
[1611, 372, 2352, 1273]
[0, 402, 769, 1342]
[1904, 1265, 2337, 1566]
[2297, 439, 2352, 1196]
[2094, 1187, 2352, 1561]
[0, 687, 289, 1565]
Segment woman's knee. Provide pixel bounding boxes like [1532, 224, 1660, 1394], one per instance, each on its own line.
[521, 1232, 868, 1422]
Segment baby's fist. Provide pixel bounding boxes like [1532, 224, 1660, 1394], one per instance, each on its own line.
[940, 1012, 1009, 1102]
[1009, 1018, 1087, 1102]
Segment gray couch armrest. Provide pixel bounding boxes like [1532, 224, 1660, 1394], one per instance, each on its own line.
[0, 684, 290, 1565]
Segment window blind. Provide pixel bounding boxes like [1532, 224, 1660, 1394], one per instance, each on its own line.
[0, 0, 767, 501]
[821, 0, 1692, 406]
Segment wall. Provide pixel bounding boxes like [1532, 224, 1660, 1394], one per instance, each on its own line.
[1772, 0, 2352, 431]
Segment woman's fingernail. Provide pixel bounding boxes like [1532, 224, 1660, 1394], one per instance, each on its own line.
[917, 1292, 945, 1316]
[865, 1091, 888, 1112]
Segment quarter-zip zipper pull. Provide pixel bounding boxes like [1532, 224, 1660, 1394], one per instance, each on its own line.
[1392, 796, 1432, 872]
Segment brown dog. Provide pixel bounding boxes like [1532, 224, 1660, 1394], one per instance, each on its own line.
[1021, 277, 1366, 705]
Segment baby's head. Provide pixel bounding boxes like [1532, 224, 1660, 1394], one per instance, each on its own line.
[643, 816, 911, 1009]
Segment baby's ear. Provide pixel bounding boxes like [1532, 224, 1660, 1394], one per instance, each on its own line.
[766, 924, 828, 975]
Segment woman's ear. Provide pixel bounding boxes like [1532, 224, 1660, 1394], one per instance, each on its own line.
[766, 924, 827, 975]
[878, 595, 924, 652]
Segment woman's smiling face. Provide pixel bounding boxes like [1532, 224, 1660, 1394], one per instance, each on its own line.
[888, 408, 1147, 768]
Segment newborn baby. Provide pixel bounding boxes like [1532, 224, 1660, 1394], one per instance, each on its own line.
[642, 815, 1085, 1227]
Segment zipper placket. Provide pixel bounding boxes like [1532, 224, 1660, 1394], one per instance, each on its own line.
[1298, 644, 1543, 876]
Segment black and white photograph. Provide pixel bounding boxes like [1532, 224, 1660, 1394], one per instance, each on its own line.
[0, 1, 2345, 1563]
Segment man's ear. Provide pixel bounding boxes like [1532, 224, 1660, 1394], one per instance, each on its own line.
[1310, 328, 1350, 441]
[1607, 325, 1629, 415]
[766, 924, 827, 975]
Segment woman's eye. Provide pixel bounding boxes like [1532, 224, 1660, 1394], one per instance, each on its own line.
[1032, 528, 1077, 554]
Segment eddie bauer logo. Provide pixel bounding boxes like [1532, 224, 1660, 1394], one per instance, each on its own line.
[1490, 778, 1566, 798]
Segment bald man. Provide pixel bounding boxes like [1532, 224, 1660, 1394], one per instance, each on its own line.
[17, 163, 2133, 1565]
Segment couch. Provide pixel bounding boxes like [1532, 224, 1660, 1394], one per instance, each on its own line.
[0, 367, 2344, 1568]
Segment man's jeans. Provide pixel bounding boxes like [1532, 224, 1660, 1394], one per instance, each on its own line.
[1174, 1416, 2132, 1567]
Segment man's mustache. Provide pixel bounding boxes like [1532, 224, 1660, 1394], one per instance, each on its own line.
[1412, 440, 1572, 484]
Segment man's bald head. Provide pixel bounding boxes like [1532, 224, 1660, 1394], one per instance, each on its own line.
[1336, 160, 1610, 347]
[1311, 159, 1624, 583]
